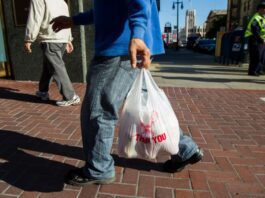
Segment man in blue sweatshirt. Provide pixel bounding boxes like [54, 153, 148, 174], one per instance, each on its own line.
[51, 0, 203, 186]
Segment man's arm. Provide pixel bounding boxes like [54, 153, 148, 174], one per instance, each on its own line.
[127, 0, 152, 68]
[50, 9, 94, 33]
[24, 0, 45, 43]
[72, 10, 94, 25]
[24, 0, 45, 53]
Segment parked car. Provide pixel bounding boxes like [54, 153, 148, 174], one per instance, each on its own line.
[178, 40, 187, 48]
[187, 34, 201, 49]
[193, 39, 216, 54]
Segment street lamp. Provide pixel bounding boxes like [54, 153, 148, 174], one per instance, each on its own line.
[172, 1, 184, 50]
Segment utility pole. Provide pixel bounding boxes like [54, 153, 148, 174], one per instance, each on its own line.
[172, 1, 184, 50]
[78, 0, 87, 83]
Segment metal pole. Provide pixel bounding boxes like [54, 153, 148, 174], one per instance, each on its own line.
[78, 0, 87, 83]
[176, 1, 179, 50]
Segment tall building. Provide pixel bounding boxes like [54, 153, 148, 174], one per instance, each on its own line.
[194, 24, 206, 38]
[179, 27, 186, 42]
[185, 9, 196, 40]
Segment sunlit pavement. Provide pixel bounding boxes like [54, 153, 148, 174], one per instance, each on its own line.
[0, 49, 265, 197]
[152, 48, 265, 90]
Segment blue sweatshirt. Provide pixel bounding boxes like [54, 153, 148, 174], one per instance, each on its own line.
[72, 0, 165, 56]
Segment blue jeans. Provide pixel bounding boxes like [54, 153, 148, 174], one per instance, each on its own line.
[178, 128, 198, 161]
[81, 56, 198, 179]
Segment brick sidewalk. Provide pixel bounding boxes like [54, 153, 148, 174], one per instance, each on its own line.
[0, 79, 265, 198]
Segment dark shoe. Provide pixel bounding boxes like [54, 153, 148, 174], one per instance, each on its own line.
[65, 168, 115, 186]
[36, 91, 49, 101]
[163, 148, 204, 173]
[258, 71, 265, 75]
[248, 72, 260, 76]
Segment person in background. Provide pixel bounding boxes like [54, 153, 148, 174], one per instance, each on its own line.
[24, 0, 80, 106]
[245, 1, 265, 76]
[50, 0, 203, 186]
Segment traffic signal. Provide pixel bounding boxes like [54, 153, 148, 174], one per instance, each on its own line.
[164, 26, 172, 33]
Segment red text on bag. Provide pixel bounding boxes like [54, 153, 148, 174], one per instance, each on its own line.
[136, 133, 167, 144]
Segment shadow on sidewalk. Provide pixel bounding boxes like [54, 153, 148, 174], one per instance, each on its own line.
[0, 130, 83, 192]
[0, 87, 56, 105]
[152, 66, 248, 76]
[0, 130, 163, 192]
[152, 75, 265, 84]
[113, 154, 163, 172]
[153, 48, 218, 66]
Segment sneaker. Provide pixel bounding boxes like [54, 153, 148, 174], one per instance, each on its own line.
[56, 95, 80, 107]
[65, 168, 115, 186]
[36, 91, 49, 101]
[163, 148, 204, 173]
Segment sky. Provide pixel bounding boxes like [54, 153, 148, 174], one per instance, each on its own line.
[159, 0, 228, 31]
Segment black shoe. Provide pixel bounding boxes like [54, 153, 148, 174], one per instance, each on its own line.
[258, 71, 265, 75]
[65, 168, 115, 186]
[248, 72, 260, 76]
[163, 148, 204, 173]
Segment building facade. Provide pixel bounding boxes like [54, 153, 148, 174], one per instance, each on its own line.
[193, 24, 206, 38]
[0, 0, 94, 82]
[185, 10, 196, 40]
[227, 0, 260, 31]
[179, 28, 186, 42]
[0, 0, 162, 81]
[205, 10, 227, 34]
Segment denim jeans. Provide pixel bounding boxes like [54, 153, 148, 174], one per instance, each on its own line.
[81, 56, 198, 179]
[177, 128, 198, 161]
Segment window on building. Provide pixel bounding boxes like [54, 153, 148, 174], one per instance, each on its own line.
[248, 0, 251, 10]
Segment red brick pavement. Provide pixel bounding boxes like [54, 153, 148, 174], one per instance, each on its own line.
[0, 79, 265, 198]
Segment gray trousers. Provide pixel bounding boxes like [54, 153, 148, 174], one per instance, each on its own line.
[39, 42, 75, 100]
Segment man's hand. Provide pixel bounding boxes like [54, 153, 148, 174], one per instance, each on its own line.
[50, 16, 73, 32]
[24, 42, 32, 53]
[129, 38, 151, 69]
[66, 42, 74, 54]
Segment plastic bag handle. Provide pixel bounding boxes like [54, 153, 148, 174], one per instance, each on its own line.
[143, 69, 162, 93]
[126, 69, 144, 98]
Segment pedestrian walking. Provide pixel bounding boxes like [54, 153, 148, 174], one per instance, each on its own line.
[245, 0, 265, 76]
[24, 0, 80, 106]
[50, 0, 203, 186]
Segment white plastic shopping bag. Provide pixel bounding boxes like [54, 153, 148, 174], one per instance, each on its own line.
[118, 69, 180, 159]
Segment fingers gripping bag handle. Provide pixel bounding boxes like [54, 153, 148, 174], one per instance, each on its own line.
[143, 69, 172, 108]
[118, 69, 180, 159]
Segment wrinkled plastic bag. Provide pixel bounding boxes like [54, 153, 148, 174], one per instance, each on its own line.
[118, 69, 180, 159]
